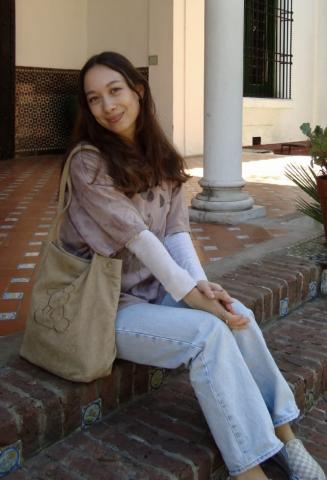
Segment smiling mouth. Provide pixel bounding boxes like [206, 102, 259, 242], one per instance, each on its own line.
[107, 112, 124, 124]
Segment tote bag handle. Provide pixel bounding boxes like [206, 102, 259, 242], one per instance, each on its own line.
[49, 144, 100, 243]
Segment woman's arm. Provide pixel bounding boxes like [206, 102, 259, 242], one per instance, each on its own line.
[183, 287, 249, 330]
[164, 232, 207, 281]
[127, 230, 196, 302]
[164, 232, 238, 315]
[127, 230, 249, 330]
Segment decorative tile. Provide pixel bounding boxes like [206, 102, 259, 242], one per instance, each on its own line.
[29, 241, 42, 246]
[279, 298, 289, 317]
[0, 225, 13, 230]
[191, 227, 204, 232]
[307, 281, 318, 300]
[203, 245, 218, 251]
[228, 227, 241, 231]
[17, 263, 36, 269]
[38, 224, 51, 228]
[81, 399, 102, 430]
[2, 292, 24, 300]
[0, 440, 22, 477]
[24, 252, 40, 257]
[150, 368, 165, 390]
[320, 271, 327, 296]
[34, 232, 48, 236]
[209, 257, 222, 262]
[196, 236, 210, 240]
[10, 277, 30, 283]
[5, 218, 18, 222]
[0, 312, 17, 321]
[236, 235, 250, 240]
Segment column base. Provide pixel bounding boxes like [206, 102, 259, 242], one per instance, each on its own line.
[189, 205, 266, 225]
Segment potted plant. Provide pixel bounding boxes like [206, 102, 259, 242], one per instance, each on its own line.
[285, 123, 327, 240]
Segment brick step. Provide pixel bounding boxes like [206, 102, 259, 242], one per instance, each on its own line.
[0, 254, 320, 456]
[0, 255, 322, 474]
[263, 394, 327, 479]
[211, 254, 321, 326]
[2, 296, 327, 479]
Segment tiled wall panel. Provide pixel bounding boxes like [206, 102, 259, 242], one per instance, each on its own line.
[15, 66, 149, 155]
[15, 66, 79, 154]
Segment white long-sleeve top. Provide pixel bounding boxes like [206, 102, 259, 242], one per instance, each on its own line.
[127, 230, 207, 301]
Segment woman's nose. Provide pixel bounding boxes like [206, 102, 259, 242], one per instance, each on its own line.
[102, 97, 116, 113]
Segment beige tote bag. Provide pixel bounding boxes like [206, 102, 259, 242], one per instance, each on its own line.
[20, 145, 122, 383]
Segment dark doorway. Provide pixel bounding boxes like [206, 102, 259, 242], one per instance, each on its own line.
[0, 0, 15, 159]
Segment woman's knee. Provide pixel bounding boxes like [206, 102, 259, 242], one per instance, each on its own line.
[195, 310, 231, 342]
[230, 299, 264, 334]
[231, 299, 252, 317]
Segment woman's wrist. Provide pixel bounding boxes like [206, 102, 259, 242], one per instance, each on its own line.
[183, 287, 219, 316]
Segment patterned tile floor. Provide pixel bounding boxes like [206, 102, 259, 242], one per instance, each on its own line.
[0, 151, 311, 335]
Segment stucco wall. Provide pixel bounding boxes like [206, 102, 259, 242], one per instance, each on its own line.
[15, 0, 327, 152]
[87, 0, 174, 141]
[15, 0, 175, 141]
[16, 0, 87, 69]
[243, 0, 318, 145]
[184, 0, 205, 156]
[315, 0, 327, 128]
[148, 0, 174, 141]
[86, 0, 148, 68]
[182, 0, 327, 152]
[173, 0, 186, 155]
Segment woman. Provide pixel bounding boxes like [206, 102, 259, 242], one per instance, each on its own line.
[60, 52, 325, 480]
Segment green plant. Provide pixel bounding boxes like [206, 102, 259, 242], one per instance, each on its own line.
[284, 163, 323, 223]
[300, 122, 327, 175]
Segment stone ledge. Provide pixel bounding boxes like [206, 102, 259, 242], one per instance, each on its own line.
[5, 298, 327, 479]
[0, 255, 323, 475]
[0, 356, 164, 460]
[214, 255, 321, 324]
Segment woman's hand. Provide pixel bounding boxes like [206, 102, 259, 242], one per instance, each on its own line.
[197, 280, 235, 314]
[183, 287, 249, 330]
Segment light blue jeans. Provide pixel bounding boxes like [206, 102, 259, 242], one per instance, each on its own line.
[115, 295, 300, 476]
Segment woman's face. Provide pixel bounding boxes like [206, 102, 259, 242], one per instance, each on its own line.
[84, 64, 141, 142]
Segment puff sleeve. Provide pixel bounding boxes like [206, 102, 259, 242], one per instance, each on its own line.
[67, 149, 148, 256]
[165, 183, 190, 235]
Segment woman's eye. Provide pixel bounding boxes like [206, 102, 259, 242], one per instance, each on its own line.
[111, 87, 121, 94]
[88, 97, 99, 104]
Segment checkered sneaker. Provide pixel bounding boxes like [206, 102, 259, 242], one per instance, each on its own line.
[273, 438, 326, 480]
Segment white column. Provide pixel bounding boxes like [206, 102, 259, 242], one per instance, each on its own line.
[189, 0, 266, 224]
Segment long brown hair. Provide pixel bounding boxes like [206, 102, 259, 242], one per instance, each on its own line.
[70, 51, 190, 196]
